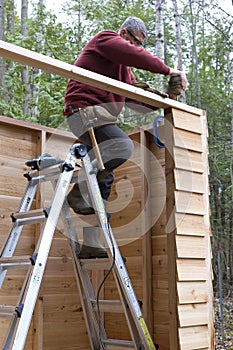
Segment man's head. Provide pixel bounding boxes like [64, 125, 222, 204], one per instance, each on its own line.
[119, 16, 147, 47]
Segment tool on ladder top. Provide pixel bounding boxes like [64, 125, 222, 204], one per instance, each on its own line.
[0, 140, 157, 350]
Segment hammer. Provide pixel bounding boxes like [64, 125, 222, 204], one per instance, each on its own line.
[81, 108, 105, 171]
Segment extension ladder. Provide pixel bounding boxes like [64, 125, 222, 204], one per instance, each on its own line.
[0, 143, 157, 350]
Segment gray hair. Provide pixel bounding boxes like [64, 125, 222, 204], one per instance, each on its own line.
[120, 16, 148, 39]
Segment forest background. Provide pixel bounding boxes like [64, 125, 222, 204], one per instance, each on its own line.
[0, 0, 232, 346]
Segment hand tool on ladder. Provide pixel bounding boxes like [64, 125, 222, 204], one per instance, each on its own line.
[0, 144, 157, 350]
[80, 107, 105, 171]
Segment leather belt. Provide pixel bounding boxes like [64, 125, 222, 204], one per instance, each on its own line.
[63, 105, 80, 116]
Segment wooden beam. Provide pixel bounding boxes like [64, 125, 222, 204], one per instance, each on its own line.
[0, 115, 74, 138]
[164, 108, 179, 349]
[33, 297, 43, 350]
[140, 129, 153, 335]
[0, 40, 202, 115]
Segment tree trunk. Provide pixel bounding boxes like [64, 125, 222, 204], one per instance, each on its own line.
[155, 0, 165, 89]
[6, 0, 14, 33]
[0, 0, 7, 103]
[171, 0, 186, 103]
[189, 0, 201, 108]
[229, 106, 233, 286]
[21, 0, 31, 117]
[30, 0, 46, 119]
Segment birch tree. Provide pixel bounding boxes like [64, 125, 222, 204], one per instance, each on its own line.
[30, 0, 46, 119]
[21, 0, 31, 116]
[171, 0, 186, 103]
[154, 0, 165, 88]
[0, 0, 6, 103]
[188, 0, 201, 108]
[6, 0, 14, 33]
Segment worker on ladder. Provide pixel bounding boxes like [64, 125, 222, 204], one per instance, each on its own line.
[63, 16, 187, 258]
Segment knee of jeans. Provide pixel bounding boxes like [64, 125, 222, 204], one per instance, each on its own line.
[119, 138, 134, 160]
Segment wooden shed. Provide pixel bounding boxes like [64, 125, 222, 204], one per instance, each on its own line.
[0, 40, 214, 350]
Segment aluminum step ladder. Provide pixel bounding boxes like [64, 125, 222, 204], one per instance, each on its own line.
[0, 143, 157, 350]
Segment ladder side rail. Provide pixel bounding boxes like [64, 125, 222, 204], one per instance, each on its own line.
[82, 155, 155, 350]
[2, 267, 34, 349]
[0, 179, 38, 257]
[0, 179, 39, 287]
[10, 151, 77, 350]
[72, 251, 106, 350]
[114, 273, 146, 349]
[60, 200, 106, 350]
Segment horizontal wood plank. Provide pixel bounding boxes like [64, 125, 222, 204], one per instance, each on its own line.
[179, 325, 209, 350]
[173, 148, 204, 173]
[172, 109, 203, 134]
[178, 303, 208, 327]
[175, 213, 208, 236]
[174, 129, 203, 152]
[177, 259, 207, 281]
[0, 40, 203, 114]
[175, 191, 205, 215]
[174, 169, 204, 194]
[176, 235, 206, 258]
[177, 282, 209, 304]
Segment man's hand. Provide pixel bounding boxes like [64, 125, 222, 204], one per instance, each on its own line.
[169, 68, 188, 91]
[167, 74, 183, 99]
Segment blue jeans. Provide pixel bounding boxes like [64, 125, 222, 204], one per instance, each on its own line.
[66, 111, 134, 200]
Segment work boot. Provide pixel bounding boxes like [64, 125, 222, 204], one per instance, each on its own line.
[67, 160, 112, 215]
[79, 226, 108, 259]
[67, 182, 95, 215]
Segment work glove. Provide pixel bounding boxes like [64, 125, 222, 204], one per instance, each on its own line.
[167, 74, 183, 99]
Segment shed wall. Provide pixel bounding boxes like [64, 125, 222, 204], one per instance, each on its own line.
[0, 114, 214, 350]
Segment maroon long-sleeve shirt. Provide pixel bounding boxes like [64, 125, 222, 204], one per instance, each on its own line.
[64, 30, 170, 115]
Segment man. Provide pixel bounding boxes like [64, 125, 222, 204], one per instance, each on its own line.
[64, 16, 187, 258]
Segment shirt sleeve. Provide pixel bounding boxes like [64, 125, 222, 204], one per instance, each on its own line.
[94, 31, 170, 75]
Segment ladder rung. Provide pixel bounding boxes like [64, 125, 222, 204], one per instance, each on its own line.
[104, 339, 134, 349]
[0, 305, 16, 317]
[11, 208, 48, 221]
[25, 163, 63, 179]
[80, 258, 111, 270]
[16, 217, 46, 226]
[91, 299, 123, 313]
[0, 256, 31, 270]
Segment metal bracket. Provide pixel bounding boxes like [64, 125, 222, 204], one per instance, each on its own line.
[153, 116, 165, 148]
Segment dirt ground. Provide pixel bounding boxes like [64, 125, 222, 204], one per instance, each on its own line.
[214, 297, 233, 349]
